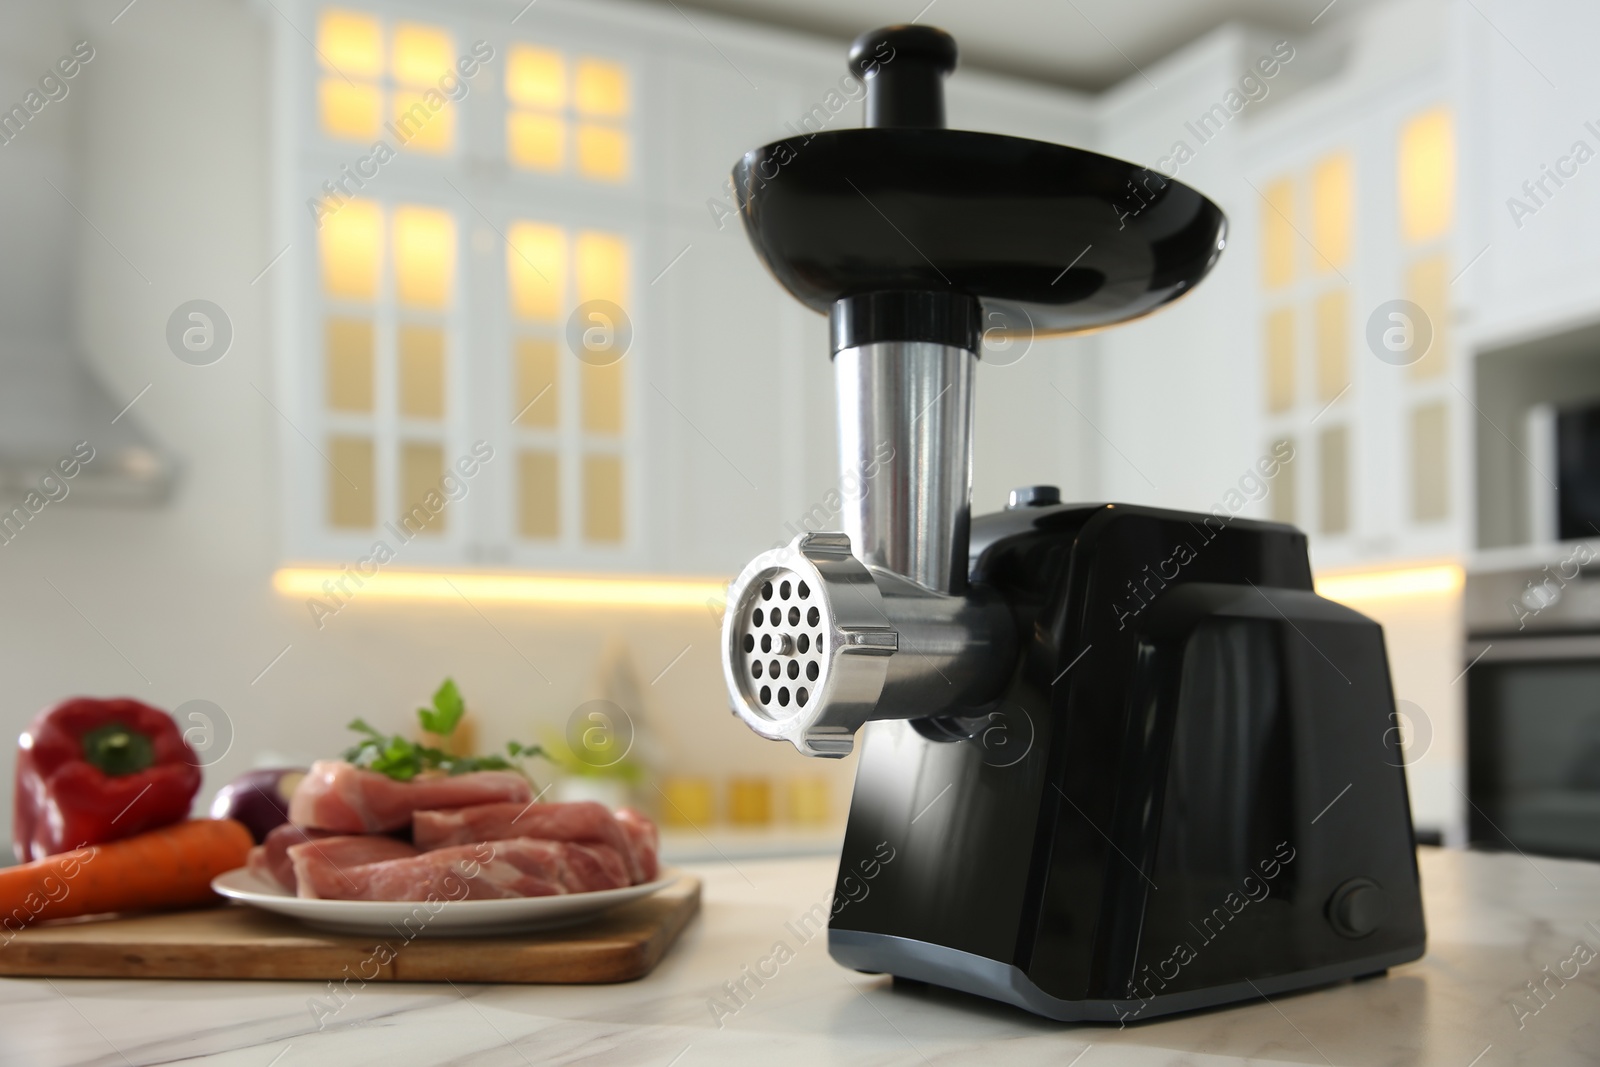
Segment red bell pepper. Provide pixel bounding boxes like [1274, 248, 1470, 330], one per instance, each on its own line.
[13, 698, 201, 862]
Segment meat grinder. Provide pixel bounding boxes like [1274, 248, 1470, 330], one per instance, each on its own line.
[718, 25, 1426, 1023]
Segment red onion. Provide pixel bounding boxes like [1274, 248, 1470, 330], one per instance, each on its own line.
[209, 768, 305, 844]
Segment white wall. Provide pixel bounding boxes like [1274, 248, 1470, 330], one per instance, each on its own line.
[1092, 28, 1264, 511]
[956, 77, 1102, 511]
[0, 2, 79, 351]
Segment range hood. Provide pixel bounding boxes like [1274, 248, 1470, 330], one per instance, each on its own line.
[0, 346, 175, 506]
[0, 14, 175, 507]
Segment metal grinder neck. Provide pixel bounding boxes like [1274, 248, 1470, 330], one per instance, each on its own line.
[830, 291, 981, 595]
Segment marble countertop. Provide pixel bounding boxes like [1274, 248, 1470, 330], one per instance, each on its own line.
[2, 847, 1597, 1066]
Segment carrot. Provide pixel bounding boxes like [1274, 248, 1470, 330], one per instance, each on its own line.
[0, 818, 252, 933]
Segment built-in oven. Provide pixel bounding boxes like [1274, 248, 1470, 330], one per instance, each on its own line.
[1465, 558, 1600, 861]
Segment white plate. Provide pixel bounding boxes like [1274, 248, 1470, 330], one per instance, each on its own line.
[211, 867, 679, 938]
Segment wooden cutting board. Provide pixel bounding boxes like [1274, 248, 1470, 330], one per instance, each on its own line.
[0, 875, 699, 984]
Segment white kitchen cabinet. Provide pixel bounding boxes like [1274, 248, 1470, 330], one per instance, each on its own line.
[1088, 0, 1600, 571]
[1467, 0, 1600, 350]
[276, 0, 1579, 584]
[270, 0, 1096, 579]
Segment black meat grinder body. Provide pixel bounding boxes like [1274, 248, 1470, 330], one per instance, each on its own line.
[718, 26, 1425, 1023]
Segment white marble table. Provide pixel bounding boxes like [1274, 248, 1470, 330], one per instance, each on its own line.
[1, 847, 1596, 1066]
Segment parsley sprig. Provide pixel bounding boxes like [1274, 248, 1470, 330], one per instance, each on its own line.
[342, 678, 545, 780]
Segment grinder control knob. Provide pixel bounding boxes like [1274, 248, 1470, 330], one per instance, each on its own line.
[1007, 485, 1061, 509]
[1327, 878, 1388, 938]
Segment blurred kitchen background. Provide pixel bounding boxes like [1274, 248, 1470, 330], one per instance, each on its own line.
[3, 0, 1599, 861]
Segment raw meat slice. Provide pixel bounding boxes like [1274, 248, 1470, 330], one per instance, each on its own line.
[413, 801, 646, 882]
[615, 808, 660, 883]
[564, 842, 631, 891]
[288, 760, 531, 833]
[284, 835, 421, 897]
[248, 822, 340, 892]
[246, 845, 275, 886]
[289, 838, 627, 901]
